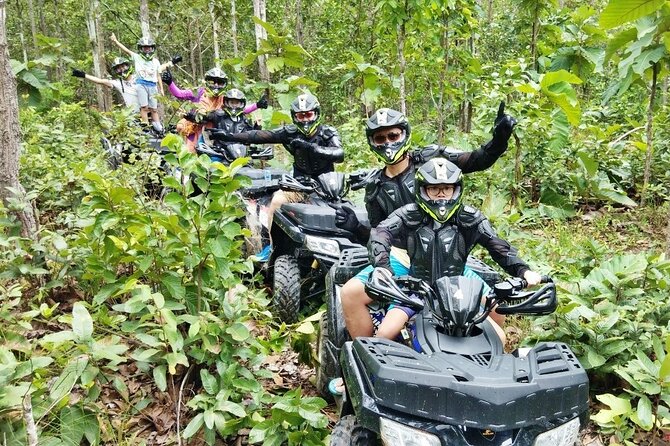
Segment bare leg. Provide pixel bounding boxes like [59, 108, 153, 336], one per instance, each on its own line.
[267, 190, 288, 232]
[150, 108, 163, 132]
[375, 308, 409, 340]
[341, 279, 374, 338]
[140, 106, 150, 123]
[488, 316, 506, 345]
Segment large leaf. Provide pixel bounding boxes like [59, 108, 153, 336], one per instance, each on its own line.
[632, 45, 666, 74]
[50, 356, 89, 403]
[72, 302, 93, 342]
[605, 28, 638, 63]
[596, 393, 632, 415]
[599, 0, 665, 29]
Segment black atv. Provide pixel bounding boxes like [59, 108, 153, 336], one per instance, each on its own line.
[315, 248, 501, 401]
[267, 171, 374, 323]
[330, 268, 589, 445]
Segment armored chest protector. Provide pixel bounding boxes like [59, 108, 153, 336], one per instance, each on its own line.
[408, 221, 468, 284]
[220, 115, 253, 134]
[377, 166, 416, 216]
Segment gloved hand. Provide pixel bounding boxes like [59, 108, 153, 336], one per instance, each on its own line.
[256, 92, 269, 109]
[183, 110, 198, 122]
[209, 130, 233, 141]
[161, 70, 173, 85]
[171, 55, 183, 65]
[290, 138, 312, 152]
[335, 205, 360, 232]
[492, 101, 517, 143]
[71, 69, 86, 78]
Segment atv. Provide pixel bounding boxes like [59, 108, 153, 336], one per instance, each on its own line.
[267, 171, 374, 323]
[330, 268, 589, 446]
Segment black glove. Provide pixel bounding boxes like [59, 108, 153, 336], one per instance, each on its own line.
[161, 70, 173, 85]
[171, 55, 183, 65]
[256, 92, 269, 109]
[210, 130, 233, 141]
[289, 138, 312, 152]
[492, 101, 517, 143]
[183, 110, 198, 122]
[335, 205, 360, 232]
[72, 69, 86, 78]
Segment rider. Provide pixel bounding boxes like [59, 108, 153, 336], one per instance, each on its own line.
[71, 57, 139, 112]
[161, 67, 268, 151]
[212, 92, 344, 261]
[110, 34, 167, 133]
[337, 105, 517, 340]
[369, 157, 542, 341]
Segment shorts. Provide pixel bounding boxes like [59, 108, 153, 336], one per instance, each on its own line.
[136, 83, 158, 109]
[354, 247, 411, 283]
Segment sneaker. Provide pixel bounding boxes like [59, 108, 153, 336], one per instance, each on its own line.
[251, 244, 272, 263]
[328, 377, 345, 396]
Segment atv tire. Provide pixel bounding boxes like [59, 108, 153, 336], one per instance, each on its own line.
[316, 312, 337, 402]
[330, 415, 378, 445]
[272, 255, 301, 323]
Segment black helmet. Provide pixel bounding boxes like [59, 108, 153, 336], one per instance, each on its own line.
[204, 67, 228, 97]
[290, 93, 321, 136]
[111, 57, 132, 80]
[136, 37, 156, 61]
[366, 108, 411, 165]
[415, 158, 463, 223]
[223, 88, 247, 116]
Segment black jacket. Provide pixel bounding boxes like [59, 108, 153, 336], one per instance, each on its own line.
[368, 203, 529, 284]
[220, 124, 344, 178]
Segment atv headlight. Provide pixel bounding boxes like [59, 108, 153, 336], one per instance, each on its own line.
[379, 418, 441, 446]
[533, 417, 580, 446]
[304, 235, 340, 257]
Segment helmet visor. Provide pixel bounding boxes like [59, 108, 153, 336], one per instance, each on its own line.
[425, 184, 456, 200]
[294, 110, 317, 122]
[371, 128, 405, 146]
[207, 78, 227, 89]
[225, 98, 245, 109]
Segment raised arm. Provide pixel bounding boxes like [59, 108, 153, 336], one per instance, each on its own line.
[211, 127, 288, 145]
[289, 126, 344, 163]
[110, 33, 133, 57]
[71, 69, 113, 88]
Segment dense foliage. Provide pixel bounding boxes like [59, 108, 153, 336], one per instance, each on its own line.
[3, 0, 670, 444]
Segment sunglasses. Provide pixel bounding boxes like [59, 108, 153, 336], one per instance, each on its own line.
[295, 110, 316, 121]
[372, 130, 404, 145]
[425, 185, 454, 195]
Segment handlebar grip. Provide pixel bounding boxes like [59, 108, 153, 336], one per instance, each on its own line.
[540, 275, 552, 284]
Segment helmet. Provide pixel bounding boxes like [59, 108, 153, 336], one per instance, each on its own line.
[366, 108, 411, 165]
[111, 57, 132, 80]
[223, 88, 247, 116]
[415, 158, 463, 224]
[136, 37, 156, 60]
[204, 67, 228, 97]
[290, 93, 321, 136]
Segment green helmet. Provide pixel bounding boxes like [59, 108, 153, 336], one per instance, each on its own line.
[415, 158, 463, 224]
[290, 93, 322, 136]
[366, 108, 411, 165]
[204, 67, 228, 97]
[223, 88, 246, 116]
[111, 57, 132, 80]
[136, 37, 156, 61]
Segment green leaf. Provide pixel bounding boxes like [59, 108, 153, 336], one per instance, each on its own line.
[183, 413, 204, 439]
[72, 302, 93, 342]
[540, 70, 583, 88]
[635, 395, 654, 429]
[605, 28, 638, 63]
[153, 365, 168, 392]
[226, 322, 250, 341]
[632, 45, 665, 74]
[50, 356, 89, 403]
[200, 369, 219, 395]
[217, 400, 247, 417]
[597, 393, 632, 415]
[295, 321, 315, 335]
[162, 274, 185, 301]
[600, 0, 665, 30]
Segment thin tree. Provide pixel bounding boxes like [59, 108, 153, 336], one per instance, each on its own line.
[230, 0, 239, 57]
[209, 0, 221, 62]
[86, 0, 111, 111]
[0, 0, 37, 237]
[139, 0, 151, 38]
[253, 0, 270, 82]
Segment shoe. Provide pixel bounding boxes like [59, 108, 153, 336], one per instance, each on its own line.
[328, 377, 344, 396]
[251, 244, 272, 263]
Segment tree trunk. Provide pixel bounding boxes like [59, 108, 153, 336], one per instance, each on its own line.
[26, 0, 39, 55]
[139, 0, 151, 38]
[397, 18, 407, 115]
[487, 0, 493, 22]
[437, 14, 449, 145]
[253, 0, 270, 82]
[230, 0, 239, 57]
[642, 63, 659, 205]
[86, 0, 110, 111]
[666, 204, 670, 258]
[0, 0, 37, 237]
[14, 1, 28, 63]
[531, 3, 540, 70]
[37, 0, 47, 36]
[209, 0, 221, 63]
[295, 0, 304, 47]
